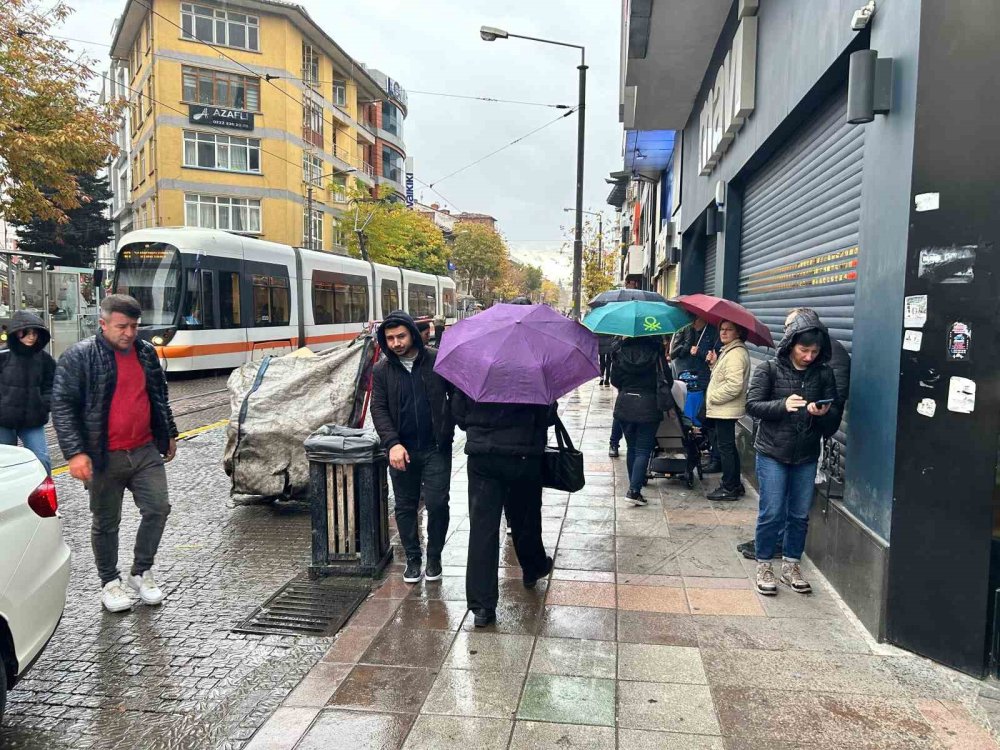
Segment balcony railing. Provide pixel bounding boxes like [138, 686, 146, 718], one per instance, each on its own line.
[362, 162, 375, 178]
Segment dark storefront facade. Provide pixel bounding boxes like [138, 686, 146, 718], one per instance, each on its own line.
[647, 0, 1000, 676]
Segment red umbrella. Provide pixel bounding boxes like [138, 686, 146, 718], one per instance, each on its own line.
[672, 294, 776, 348]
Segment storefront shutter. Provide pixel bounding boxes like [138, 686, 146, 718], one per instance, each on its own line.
[738, 88, 864, 352]
[703, 234, 718, 294]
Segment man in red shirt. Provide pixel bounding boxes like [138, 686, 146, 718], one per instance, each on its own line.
[52, 295, 178, 613]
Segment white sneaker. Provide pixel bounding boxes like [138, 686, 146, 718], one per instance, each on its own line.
[127, 570, 165, 605]
[101, 578, 134, 612]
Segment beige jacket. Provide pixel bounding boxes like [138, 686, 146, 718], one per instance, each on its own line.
[706, 339, 751, 419]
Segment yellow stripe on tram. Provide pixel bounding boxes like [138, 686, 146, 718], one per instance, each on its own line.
[50, 420, 229, 478]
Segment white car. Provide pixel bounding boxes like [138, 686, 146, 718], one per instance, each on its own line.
[0, 446, 70, 724]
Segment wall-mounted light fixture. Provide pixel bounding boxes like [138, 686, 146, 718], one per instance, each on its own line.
[714, 180, 727, 208]
[848, 49, 893, 124]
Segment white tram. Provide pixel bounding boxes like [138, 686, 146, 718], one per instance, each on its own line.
[112, 228, 457, 372]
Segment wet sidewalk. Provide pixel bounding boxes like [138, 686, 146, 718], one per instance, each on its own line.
[245, 383, 1000, 750]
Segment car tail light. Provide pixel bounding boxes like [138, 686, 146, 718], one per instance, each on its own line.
[28, 477, 58, 518]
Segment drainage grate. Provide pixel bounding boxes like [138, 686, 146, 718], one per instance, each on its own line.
[234, 577, 371, 637]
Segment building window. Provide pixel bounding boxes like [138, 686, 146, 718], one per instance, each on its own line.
[303, 97, 324, 148]
[182, 66, 260, 111]
[407, 283, 437, 317]
[302, 43, 320, 88]
[332, 220, 346, 246]
[303, 207, 323, 250]
[184, 194, 261, 233]
[183, 130, 261, 173]
[180, 3, 259, 52]
[332, 79, 347, 108]
[331, 175, 347, 203]
[148, 137, 155, 175]
[313, 271, 369, 324]
[145, 77, 153, 115]
[382, 100, 403, 139]
[138, 145, 146, 184]
[382, 146, 403, 183]
[381, 279, 399, 316]
[252, 275, 289, 326]
[302, 152, 324, 186]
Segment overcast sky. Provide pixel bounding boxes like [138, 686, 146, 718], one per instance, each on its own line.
[54, 0, 624, 283]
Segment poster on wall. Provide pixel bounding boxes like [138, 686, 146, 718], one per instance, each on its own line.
[946, 322, 972, 362]
[903, 294, 928, 328]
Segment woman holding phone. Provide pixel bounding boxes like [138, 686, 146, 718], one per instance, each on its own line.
[746, 311, 841, 596]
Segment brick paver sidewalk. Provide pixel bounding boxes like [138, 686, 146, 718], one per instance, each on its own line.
[245, 384, 1000, 750]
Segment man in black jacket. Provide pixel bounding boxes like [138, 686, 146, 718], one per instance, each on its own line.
[52, 295, 178, 613]
[371, 311, 454, 584]
[670, 317, 721, 471]
[452, 391, 555, 628]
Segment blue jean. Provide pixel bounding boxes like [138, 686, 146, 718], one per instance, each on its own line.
[754, 454, 817, 561]
[0, 425, 51, 475]
[622, 420, 658, 493]
[610, 418, 623, 448]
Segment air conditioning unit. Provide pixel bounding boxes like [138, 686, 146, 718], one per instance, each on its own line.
[669, 247, 681, 264]
[626, 245, 645, 276]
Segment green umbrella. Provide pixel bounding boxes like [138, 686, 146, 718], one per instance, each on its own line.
[582, 300, 693, 337]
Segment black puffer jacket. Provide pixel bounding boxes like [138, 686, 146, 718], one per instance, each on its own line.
[451, 390, 556, 457]
[746, 312, 841, 465]
[789, 308, 851, 405]
[597, 334, 617, 357]
[611, 337, 672, 424]
[0, 311, 56, 429]
[371, 310, 454, 452]
[51, 334, 177, 470]
[669, 322, 718, 388]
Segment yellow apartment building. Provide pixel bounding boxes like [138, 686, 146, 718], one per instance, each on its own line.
[107, 0, 389, 253]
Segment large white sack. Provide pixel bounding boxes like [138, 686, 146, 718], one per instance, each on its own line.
[223, 340, 373, 498]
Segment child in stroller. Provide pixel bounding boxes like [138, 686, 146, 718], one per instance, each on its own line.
[646, 379, 707, 489]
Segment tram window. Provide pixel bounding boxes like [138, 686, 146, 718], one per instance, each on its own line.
[313, 271, 369, 324]
[183, 270, 203, 327]
[407, 284, 437, 318]
[381, 280, 399, 316]
[201, 270, 215, 329]
[220, 272, 241, 328]
[252, 274, 289, 326]
[443, 287, 455, 318]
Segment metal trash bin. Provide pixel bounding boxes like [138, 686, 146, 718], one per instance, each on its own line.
[304, 425, 393, 578]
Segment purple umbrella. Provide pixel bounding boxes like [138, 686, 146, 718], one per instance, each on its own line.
[434, 304, 599, 405]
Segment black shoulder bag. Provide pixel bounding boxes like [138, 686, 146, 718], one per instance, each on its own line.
[542, 414, 586, 493]
[656, 356, 676, 413]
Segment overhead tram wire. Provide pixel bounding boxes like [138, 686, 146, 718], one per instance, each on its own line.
[427, 107, 578, 188]
[411, 177, 462, 213]
[42, 32, 572, 109]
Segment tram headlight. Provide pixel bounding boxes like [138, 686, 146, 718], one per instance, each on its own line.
[151, 335, 165, 346]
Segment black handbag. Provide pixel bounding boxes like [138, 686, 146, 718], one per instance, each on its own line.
[542, 415, 586, 492]
[656, 357, 677, 413]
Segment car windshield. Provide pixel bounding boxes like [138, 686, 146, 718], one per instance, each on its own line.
[113, 243, 181, 326]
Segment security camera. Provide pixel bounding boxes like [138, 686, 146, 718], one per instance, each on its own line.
[851, 1, 876, 31]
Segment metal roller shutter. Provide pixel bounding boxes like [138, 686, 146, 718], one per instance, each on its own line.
[738, 88, 864, 352]
[703, 234, 718, 294]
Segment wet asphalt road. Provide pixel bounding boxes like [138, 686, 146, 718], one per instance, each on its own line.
[2, 381, 334, 749]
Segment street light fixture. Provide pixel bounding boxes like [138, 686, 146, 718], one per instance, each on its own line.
[480, 25, 587, 320]
[306, 167, 356, 251]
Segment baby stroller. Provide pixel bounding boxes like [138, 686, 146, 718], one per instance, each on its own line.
[647, 408, 705, 489]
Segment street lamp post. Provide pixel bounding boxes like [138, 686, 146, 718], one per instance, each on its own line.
[482, 26, 587, 319]
[306, 167, 356, 251]
[565, 207, 604, 273]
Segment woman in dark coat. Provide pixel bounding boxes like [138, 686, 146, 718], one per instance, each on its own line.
[0, 311, 57, 473]
[746, 312, 842, 597]
[451, 391, 556, 628]
[610, 336, 672, 505]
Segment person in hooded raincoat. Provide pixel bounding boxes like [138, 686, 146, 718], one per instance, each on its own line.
[747, 310, 842, 597]
[0, 311, 56, 473]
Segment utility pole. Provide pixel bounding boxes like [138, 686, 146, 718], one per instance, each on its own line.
[597, 212, 603, 272]
[572, 60, 587, 320]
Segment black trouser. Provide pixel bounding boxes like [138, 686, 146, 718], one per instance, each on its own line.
[89, 442, 171, 586]
[599, 353, 612, 381]
[466, 454, 548, 611]
[710, 418, 741, 491]
[388, 447, 452, 562]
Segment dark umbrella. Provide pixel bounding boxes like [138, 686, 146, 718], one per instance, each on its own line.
[589, 288, 667, 309]
[672, 293, 776, 348]
[434, 303, 598, 404]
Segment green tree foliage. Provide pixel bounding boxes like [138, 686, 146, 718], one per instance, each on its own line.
[451, 221, 507, 297]
[523, 264, 543, 294]
[346, 199, 448, 275]
[0, 1, 122, 223]
[10, 172, 113, 267]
